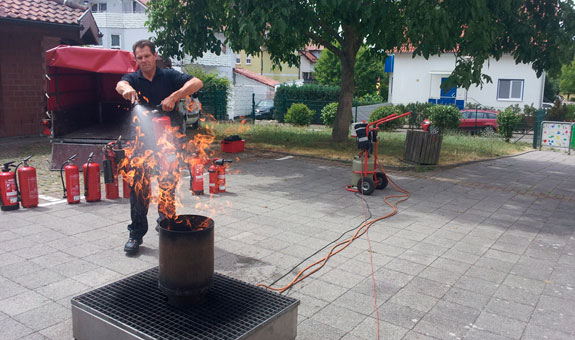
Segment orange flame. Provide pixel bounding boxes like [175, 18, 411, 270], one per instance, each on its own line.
[117, 94, 228, 230]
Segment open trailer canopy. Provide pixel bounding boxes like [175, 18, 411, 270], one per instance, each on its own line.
[46, 45, 138, 74]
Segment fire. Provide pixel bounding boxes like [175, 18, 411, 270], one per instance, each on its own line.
[118, 94, 225, 231]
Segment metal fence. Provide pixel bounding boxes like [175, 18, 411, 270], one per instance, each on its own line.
[197, 87, 228, 121]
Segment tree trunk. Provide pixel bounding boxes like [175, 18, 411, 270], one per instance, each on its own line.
[331, 48, 356, 142]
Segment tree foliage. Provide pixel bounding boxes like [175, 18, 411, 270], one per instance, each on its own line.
[314, 46, 388, 98]
[146, 0, 575, 141]
[560, 58, 575, 99]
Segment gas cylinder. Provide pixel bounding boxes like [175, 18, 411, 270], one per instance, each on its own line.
[16, 156, 38, 208]
[190, 162, 204, 195]
[208, 164, 218, 194]
[83, 152, 101, 202]
[0, 161, 19, 211]
[61, 155, 80, 204]
[351, 154, 375, 187]
[153, 116, 172, 142]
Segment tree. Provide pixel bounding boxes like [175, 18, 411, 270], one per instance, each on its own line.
[314, 46, 388, 99]
[560, 58, 575, 100]
[146, 0, 575, 142]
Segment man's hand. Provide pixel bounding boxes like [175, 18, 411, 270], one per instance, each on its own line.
[161, 95, 178, 112]
[116, 81, 138, 103]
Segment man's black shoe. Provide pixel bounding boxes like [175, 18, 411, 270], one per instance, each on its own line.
[124, 238, 142, 253]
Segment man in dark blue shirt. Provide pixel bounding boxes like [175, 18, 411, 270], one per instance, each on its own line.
[116, 39, 203, 254]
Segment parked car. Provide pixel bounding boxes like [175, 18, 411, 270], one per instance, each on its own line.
[254, 99, 274, 119]
[421, 109, 499, 134]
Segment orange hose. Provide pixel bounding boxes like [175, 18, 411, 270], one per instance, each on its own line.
[257, 168, 411, 295]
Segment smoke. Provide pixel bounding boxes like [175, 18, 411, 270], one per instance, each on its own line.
[130, 103, 160, 153]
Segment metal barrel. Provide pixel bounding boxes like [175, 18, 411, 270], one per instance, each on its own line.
[158, 215, 214, 306]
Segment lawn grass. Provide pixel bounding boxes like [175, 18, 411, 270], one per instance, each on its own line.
[207, 122, 531, 167]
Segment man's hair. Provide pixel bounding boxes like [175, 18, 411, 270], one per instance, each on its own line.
[132, 40, 156, 55]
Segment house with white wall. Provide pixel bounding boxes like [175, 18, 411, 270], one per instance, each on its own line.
[87, 0, 149, 50]
[232, 68, 278, 117]
[386, 50, 545, 110]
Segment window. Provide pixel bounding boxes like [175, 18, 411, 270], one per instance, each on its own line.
[235, 54, 241, 65]
[498, 79, 524, 100]
[111, 34, 120, 49]
[246, 54, 252, 65]
[91, 2, 107, 12]
[122, 1, 144, 13]
[133, 0, 144, 13]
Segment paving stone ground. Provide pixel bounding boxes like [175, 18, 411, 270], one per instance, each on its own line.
[1, 136, 574, 340]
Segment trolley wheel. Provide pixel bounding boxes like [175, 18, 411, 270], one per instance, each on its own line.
[357, 177, 375, 195]
[375, 172, 388, 190]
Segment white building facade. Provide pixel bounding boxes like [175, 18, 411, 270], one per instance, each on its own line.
[89, 0, 150, 50]
[387, 53, 545, 110]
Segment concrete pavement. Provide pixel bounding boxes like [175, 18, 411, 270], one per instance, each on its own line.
[1, 148, 574, 339]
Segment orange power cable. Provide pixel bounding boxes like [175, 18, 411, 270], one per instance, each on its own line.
[257, 167, 411, 295]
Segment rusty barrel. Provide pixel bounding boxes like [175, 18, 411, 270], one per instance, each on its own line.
[158, 215, 214, 306]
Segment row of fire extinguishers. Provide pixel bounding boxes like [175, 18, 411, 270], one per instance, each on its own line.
[59, 137, 128, 205]
[0, 156, 39, 211]
[60, 153, 103, 204]
[190, 158, 232, 195]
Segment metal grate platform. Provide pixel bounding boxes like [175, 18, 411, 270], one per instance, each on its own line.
[72, 267, 299, 340]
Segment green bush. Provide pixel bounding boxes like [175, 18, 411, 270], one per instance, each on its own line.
[274, 84, 339, 122]
[369, 105, 403, 130]
[398, 102, 433, 127]
[497, 107, 522, 142]
[320, 102, 338, 127]
[354, 93, 384, 106]
[566, 104, 575, 121]
[285, 103, 315, 126]
[428, 105, 461, 133]
[184, 64, 229, 120]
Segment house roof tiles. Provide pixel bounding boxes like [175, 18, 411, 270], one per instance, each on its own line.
[234, 67, 279, 88]
[301, 51, 317, 63]
[0, 0, 85, 25]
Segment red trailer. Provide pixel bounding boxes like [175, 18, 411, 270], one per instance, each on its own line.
[45, 45, 138, 169]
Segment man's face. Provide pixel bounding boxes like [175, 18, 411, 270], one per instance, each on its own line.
[134, 46, 157, 73]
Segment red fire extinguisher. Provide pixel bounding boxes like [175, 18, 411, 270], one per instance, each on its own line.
[60, 154, 80, 204]
[83, 152, 101, 202]
[1, 161, 19, 211]
[190, 160, 205, 195]
[208, 163, 218, 194]
[15, 156, 38, 208]
[152, 116, 171, 141]
[214, 159, 232, 193]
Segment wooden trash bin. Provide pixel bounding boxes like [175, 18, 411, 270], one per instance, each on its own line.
[403, 130, 442, 165]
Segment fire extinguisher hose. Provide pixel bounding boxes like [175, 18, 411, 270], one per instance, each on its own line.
[60, 161, 68, 198]
[60, 154, 77, 199]
[85, 152, 94, 197]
